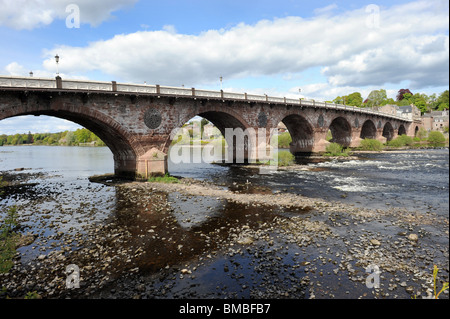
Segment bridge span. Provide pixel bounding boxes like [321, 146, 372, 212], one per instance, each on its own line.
[0, 76, 420, 179]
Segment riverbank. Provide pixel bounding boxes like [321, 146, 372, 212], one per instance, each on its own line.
[1, 168, 448, 299]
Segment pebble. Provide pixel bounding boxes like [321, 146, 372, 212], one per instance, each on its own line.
[1, 171, 448, 300]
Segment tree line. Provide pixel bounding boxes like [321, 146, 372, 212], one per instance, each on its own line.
[330, 89, 449, 114]
[0, 128, 105, 147]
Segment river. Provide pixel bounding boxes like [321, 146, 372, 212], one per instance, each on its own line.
[0, 145, 448, 299]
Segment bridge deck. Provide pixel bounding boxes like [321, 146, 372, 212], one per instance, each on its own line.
[0, 75, 411, 122]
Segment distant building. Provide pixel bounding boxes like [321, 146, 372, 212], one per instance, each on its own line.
[396, 104, 421, 120]
[377, 104, 421, 121]
[421, 110, 449, 132]
[377, 104, 397, 116]
[277, 122, 288, 133]
[203, 123, 221, 138]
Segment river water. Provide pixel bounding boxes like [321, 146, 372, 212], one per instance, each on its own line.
[2, 146, 448, 216]
[0, 145, 448, 299]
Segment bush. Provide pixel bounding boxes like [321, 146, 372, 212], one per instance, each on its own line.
[360, 139, 384, 151]
[325, 143, 349, 156]
[275, 150, 295, 166]
[427, 131, 446, 146]
[277, 132, 292, 149]
[387, 134, 413, 148]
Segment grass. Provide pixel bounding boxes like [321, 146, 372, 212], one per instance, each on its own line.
[147, 173, 179, 183]
[0, 206, 19, 273]
[432, 265, 449, 299]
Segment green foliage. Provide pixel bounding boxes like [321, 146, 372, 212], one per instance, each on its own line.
[333, 92, 363, 107]
[0, 206, 19, 273]
[427, 131, 446, 146]
[432, 265, 449, 299]
[276, 132, 292, 149]
[324, 143, 350, 156]
[148, 173, 179, 183]
[359, 139, 384, 151]
[0, 128, 105, 147]
[364, 89, 388, 108]
[274, 150, 295, 167]
[387, 135, 414, 148]
[416, 128, 428, 140]
[24, 291, 42, 299]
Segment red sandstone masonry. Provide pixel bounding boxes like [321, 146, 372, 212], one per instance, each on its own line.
[0, 88, 418, 179]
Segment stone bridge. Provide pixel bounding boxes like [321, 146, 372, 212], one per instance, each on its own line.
[0, 76, 420, 179]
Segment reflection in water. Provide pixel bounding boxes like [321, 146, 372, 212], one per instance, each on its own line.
[111, 186, 302, 275]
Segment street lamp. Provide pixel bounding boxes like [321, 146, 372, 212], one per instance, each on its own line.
[29, 71, 33, 77]
[55, 54, 60, 76]
[220, 76, 223, 90]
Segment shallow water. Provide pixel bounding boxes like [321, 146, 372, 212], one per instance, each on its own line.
[0, 146, 448, 299]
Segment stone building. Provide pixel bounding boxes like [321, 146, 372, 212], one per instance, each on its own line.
[421, 110, 449, 132]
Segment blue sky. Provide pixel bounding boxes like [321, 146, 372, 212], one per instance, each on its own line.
[0, 0, 448, 134]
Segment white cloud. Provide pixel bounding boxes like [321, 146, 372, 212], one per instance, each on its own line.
[0, 116, 81, 135]
[38, 0, 448, 93]
[313, 3, 338, 16]
[0, 0, 137, 30]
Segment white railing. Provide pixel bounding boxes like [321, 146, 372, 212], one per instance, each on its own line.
[0, 75, 411, 122]
[0, 76, 56, 89]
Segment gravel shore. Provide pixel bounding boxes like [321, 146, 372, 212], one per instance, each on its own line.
[1, 172, 448, 299]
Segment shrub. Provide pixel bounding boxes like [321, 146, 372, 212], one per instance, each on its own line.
[325, 143, 349, 156]
[427, 131, 446, 146]
[277, 132, 292, 149]
[387, 135, 413, 148]
[360, 139, 384, 151]
[275, 150, 295, 166]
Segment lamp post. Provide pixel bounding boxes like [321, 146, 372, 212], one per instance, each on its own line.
[29, 71, 33, 77]
[220, 76, 223, 90]
[55, 54, 60, 76]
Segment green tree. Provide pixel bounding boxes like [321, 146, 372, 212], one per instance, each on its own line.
[435, 90, 449, 111]
[26, 131, 33, 144]
[11, 134, 23, 145]
[74, 128, 91, 144]
[364, 89, 388, 108]
[333, 92, 363, 107]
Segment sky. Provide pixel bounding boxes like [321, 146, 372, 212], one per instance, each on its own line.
[0, 0, 448, 135]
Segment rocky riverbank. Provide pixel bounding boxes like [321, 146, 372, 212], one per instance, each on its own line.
[1, 172, 448, 299]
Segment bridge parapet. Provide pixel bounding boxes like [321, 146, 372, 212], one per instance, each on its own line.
[0, 75, 411, 122]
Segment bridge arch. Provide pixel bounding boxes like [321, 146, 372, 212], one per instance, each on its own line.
[382, 122, 395, 141]
[398, 124, 407, 136]
[360, 120, 377, 139]
[329, 116, 352, 147]
[163, 107, 254, 163]
[0, 98, 138, 178]
[279, 114, 314, 154]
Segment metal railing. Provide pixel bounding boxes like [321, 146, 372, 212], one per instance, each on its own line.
[0, 75, 412, 122]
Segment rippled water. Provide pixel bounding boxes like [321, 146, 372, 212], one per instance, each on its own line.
[1, 145, 448, 299]
[2, 146, 448, 218]
[169, 148, 449, 217]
